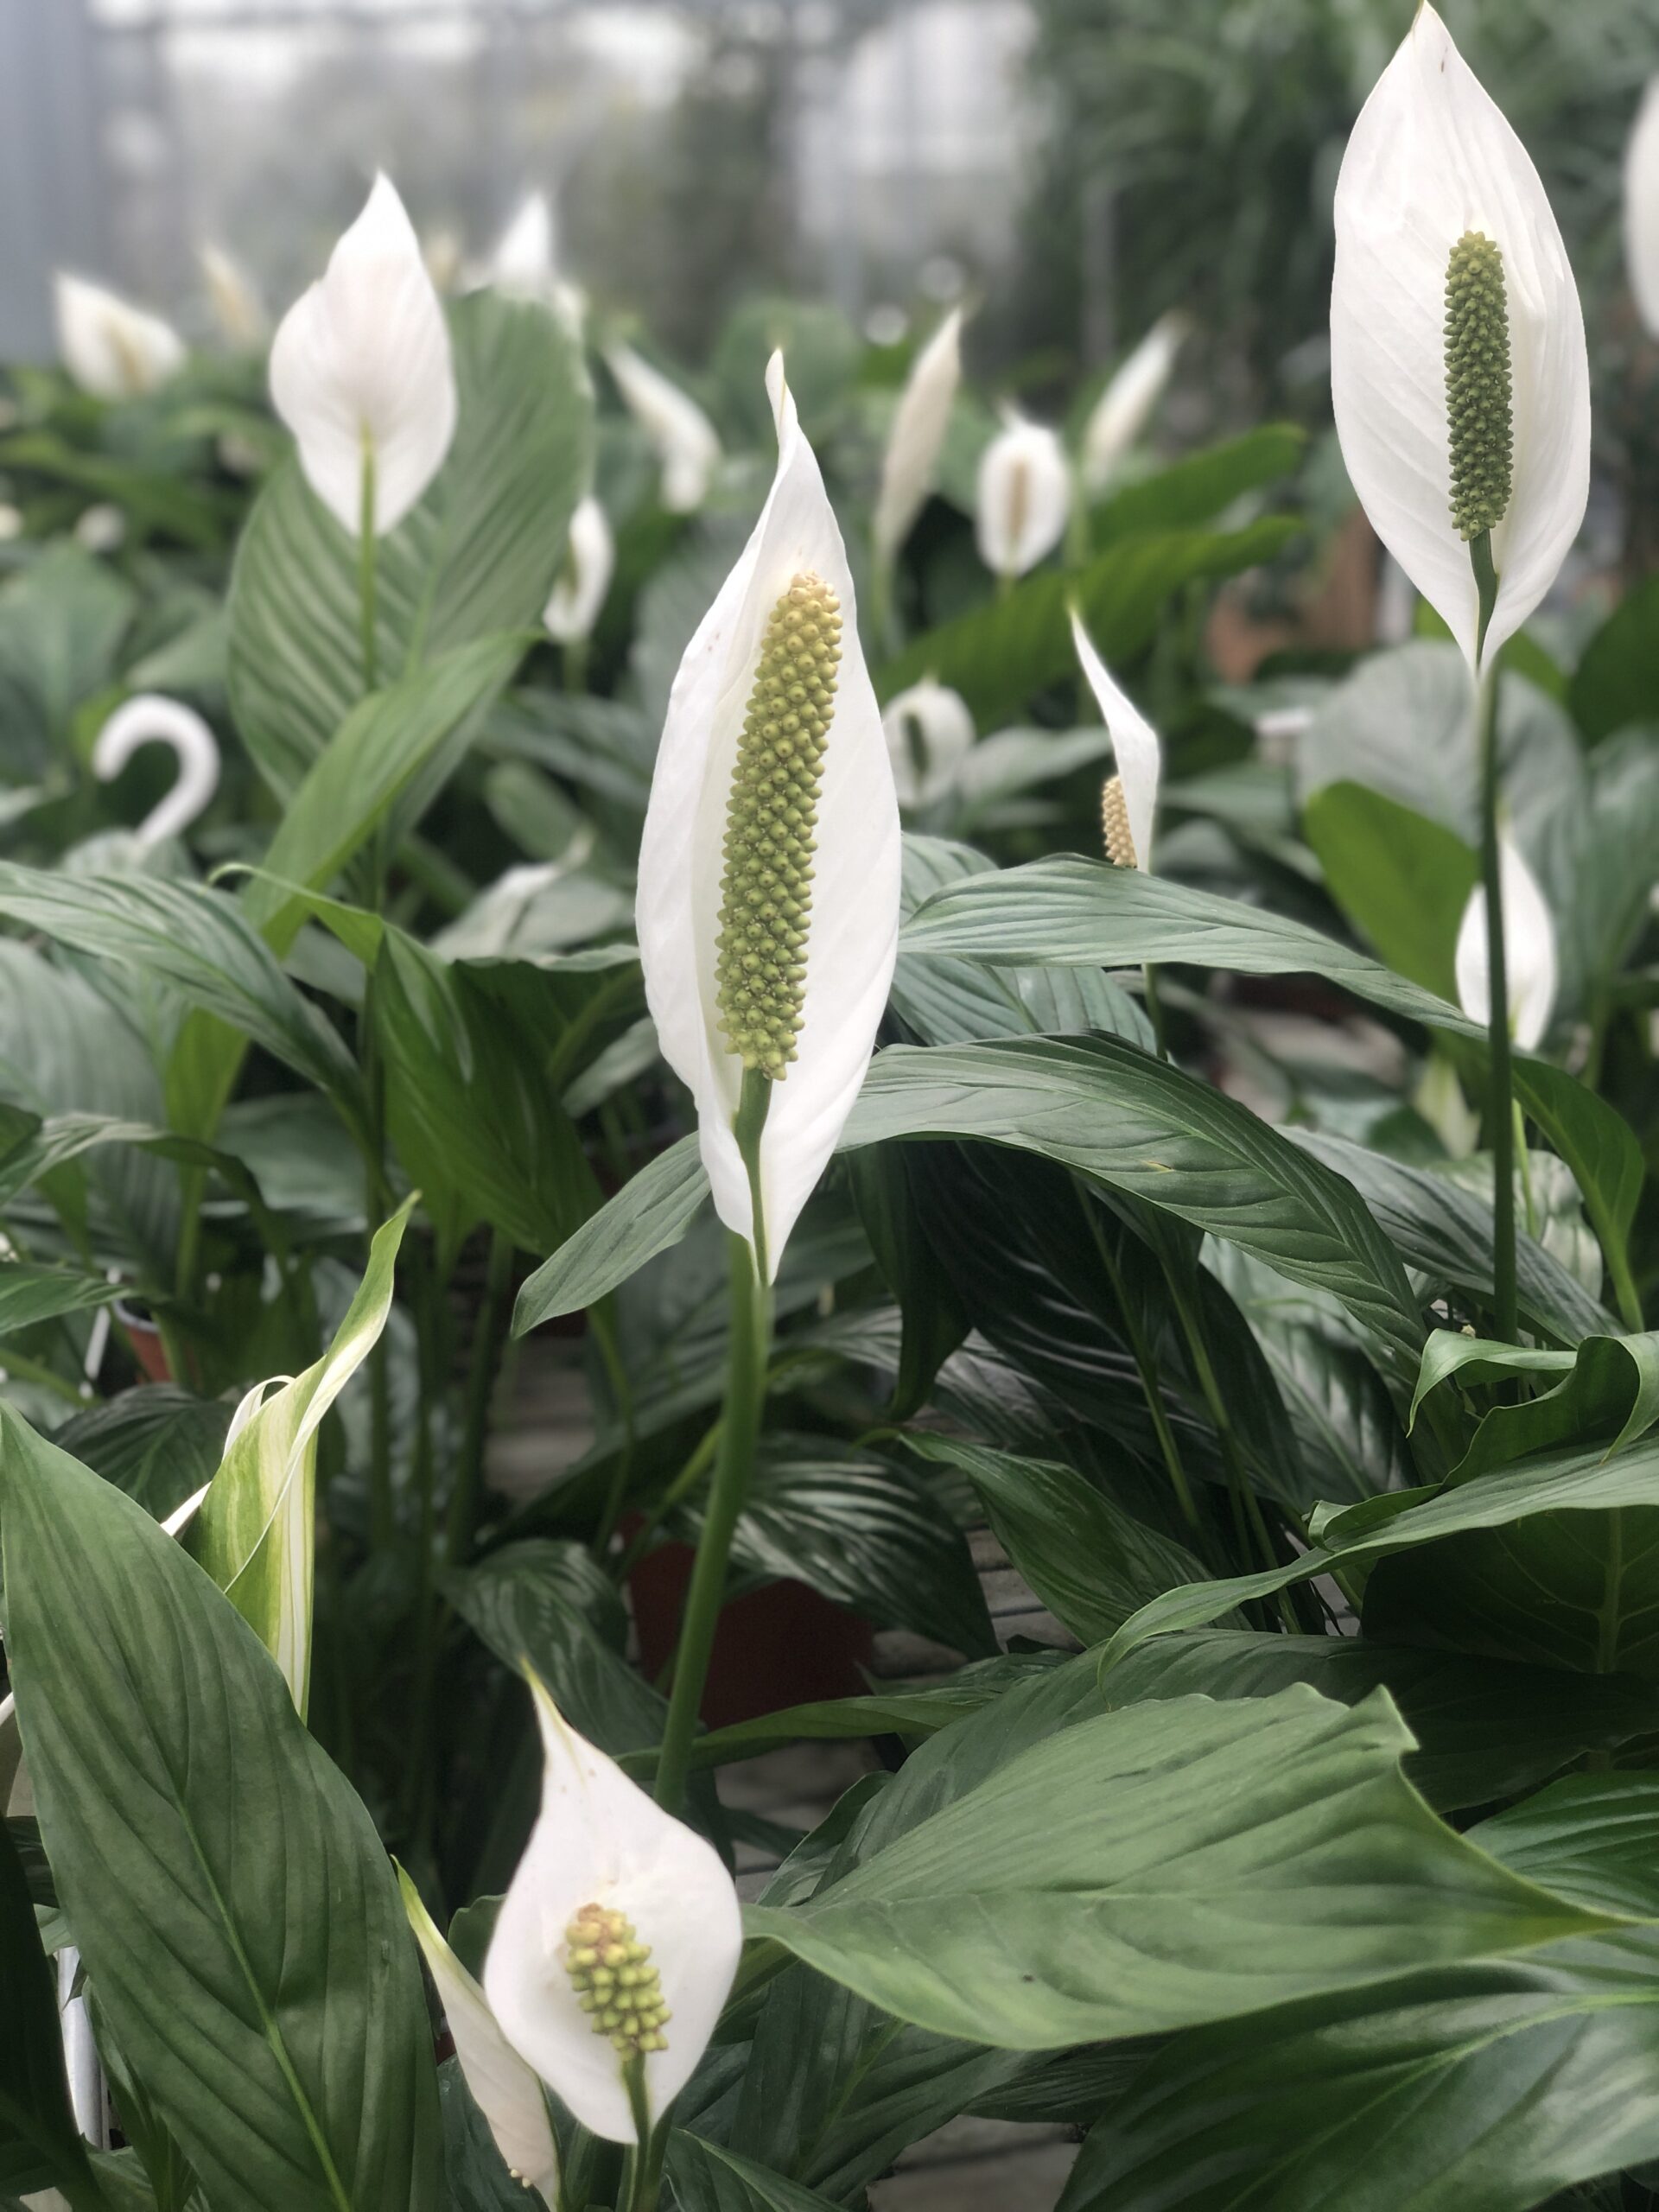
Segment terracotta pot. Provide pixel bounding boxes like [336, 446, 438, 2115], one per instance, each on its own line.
[627, 1537, 874, 1728]
[113, 1300, 171, 1385]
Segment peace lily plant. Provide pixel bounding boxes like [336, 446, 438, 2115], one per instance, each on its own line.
[54, 274, 185, 400]
[975, 406, 1071, 583]
[881, 676, 975, 809]
[1627, 77, 1659, 338]
[1332, 0, 1589, 1341]
[605, 342, 721, 514]
[637, 348, 899, 1811]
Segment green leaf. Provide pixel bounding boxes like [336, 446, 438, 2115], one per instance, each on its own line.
[1102, 1630, 1655, 1814]
[0, 866, 365, 1140]
[1057, 1927, 1659, 2212]
[0, 1262, 122, 1333]
[1510, 1056, 1645, 1329]
[1411, 1326, 1659, 1478]
[187, 1200, 413, 1712]
[1472, 1774, 1659, 1920]
[0, 1816, 98, 2202]
[1301, 781, 1478, 1001]
[0, 1404, 442, 2212]
[745, 1687, 1606, 2050]
[900, 1432, 1219, 1645]
[664, 2134, 843, 2212]
[671, 1438, 996, 1659]
[512, 1135, 709, 1332]
[1569, 575, 1659, 744]
[0, 542, 135, 753]
[901, 851, 1479, 1034]
[1092, 425, 1305, 542]
[228, 293, 592, 798]
[53, 1386, 232, 1522]
[1101, 1430, 1659, 1669]
[878, 517, 1299, 727]
[842, 1038, 1427, 1397]
[847, 1144, 969, 1420]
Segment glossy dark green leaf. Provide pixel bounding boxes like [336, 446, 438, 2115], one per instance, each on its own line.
[1301, 781, 1479, 1001]
[664, 2133, 842, 2212]
[1102, 1630, 1655, 1812]
[745, 1686, 1604, 2050]
[512, 1135, 709, 1332]
[0, 1262, 122, 1333]
[53, 1386, 232, 1522]
[0, 1406, 442, 2212]
[1569, 575, 1659, 743]
[847, 1144, 969, 1420]
[1471, 1775, 1659, 1920]
[1092, 425, 1305, 543]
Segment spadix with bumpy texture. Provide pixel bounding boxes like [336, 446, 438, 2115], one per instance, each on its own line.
[715, 575, 842, 1075]
[565, 1904, 671, 2056]
[1445, 232, 1513, 540]
[637, 352, 899, 1278]
[1330, 3, 1588, 670]
[1101, 775, 1136, 870]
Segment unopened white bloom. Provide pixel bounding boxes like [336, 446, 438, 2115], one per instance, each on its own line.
[544, 495, 615, 644]
[1331, 3, 1589, 670]
[486, 192, 556, 302]
[200, 244, 268, 349]
[874, 307, 963, 566]
[270, 174, 458, 537]
[1071, 609, 1160, 874]
[637, 353, 899, 1276]
[1081, 311, 1188, 491]
[55, 276, 185, 401]
[1455, 836, 1557, 1050]
[400, 1871, 559, 2203]
[0, 505, 22, 543]
[606, 343, 721, 514]
[882, 678, 975, 808]
[74, 503, 125, 555]
[423, 226, 464, 296]
[1626, 78, 1659, 338]
[484, 1680, 742, 2145]
[93, 694, 220, 849]
[976, 410, 1070, 580]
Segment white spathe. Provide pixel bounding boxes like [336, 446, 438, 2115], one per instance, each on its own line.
[1081, 311, 1188, 491]
[976, 410, 1071, 580]
[874, 307, 963, 565]
[544, 495, 615, 644]
[1071, 609, 1160, 873]
[1455, 835, 1557, 1051]
[270, 174, 458, 537]
[487, 191, 556, 300]
[400, 1870, 559, 2203]
[55, 276, 185, 401]
[483, 1681, 742, 2146]
[200, 244, 268, 349]
[636, 353, 900, 1276]
[606, 343, 721, 514]
[1626, 78, 1659, 338]
[1330, 3, 1590, 671]
[882, 678, 975, 809]
[92, 694, 221, 850]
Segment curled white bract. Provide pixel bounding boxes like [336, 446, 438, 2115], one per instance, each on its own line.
[1071, 609, 1161, 874]
[483, 1681, 742, 2145]
[1081, 311, 1188, 491]
[606, 343, 721, 514]
[544, 496, 615, 644]
[882, 678, 975, 808]
[1331, 3, 1590, 671]
[270, 174, 458, 537]
[200, 244, 268, 349]
[1626, 78, 1659, 339]
[874, 307, 963, 565]
[636, 353, 900, 1276]
[976, 411, 1070, 580]
[92, 694, 221, 850]
[55, 276, 185, 400]
[1455, 834, 1557, 1051]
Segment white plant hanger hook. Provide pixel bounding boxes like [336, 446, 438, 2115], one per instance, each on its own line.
[92, 694, 221, 850]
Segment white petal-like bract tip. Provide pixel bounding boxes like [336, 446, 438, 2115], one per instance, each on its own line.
[200, 244, 268, 349]
[976, 413, 1071, 580]
[483, 1681, 742, 2145]
[270, 173, 458, 537]
[636, 353, 900, 1271]
[1331, 3, 1590, 670]
[882, 678, 975, 808]
[1081, 311, 1188, 491]
[1626, 78, 1659, 339]
[1071, 611, 1160, 873]
[1455, 835, 1557, 1051]
[55, 275, 186, 401]
[93, 694, 221, 849]
[874, 307, 963, 564]
[544, 496, 615, 643]
[606, 343, 721, 514]
[400, 1869, 559, 2202]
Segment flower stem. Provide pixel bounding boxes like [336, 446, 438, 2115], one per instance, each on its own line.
[653, 1077, 773, 1819]
[1142, 963, 1166, 1058]
[446, 1227, 513, 1565]
[620, 2059, 668, 2212]
[1471, 536, 1516, 1342]
[358, 441, 379, 695]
